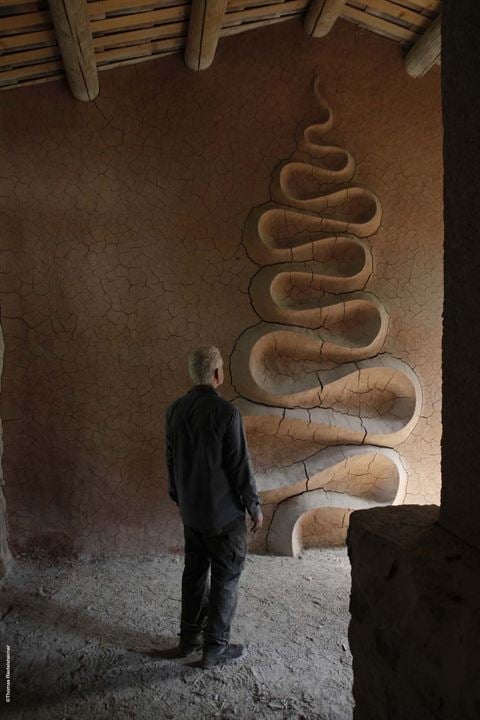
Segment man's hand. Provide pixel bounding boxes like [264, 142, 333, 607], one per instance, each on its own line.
[250, 508, 264, 534]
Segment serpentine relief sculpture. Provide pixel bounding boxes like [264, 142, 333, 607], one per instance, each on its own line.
[230, 77, 422, 556]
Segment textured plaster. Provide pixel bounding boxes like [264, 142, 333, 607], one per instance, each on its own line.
[232, 78, 426, 554]
[0, 18, 442, 557]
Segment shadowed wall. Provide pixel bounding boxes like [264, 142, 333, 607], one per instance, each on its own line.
[348, 9, 480, 716]
[0, 17, 442, 558]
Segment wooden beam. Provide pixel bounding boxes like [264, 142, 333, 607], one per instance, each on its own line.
[304, 0, 345, 38]
[405, 13, 441, 78]
[48, 0, 99, 101]
[185, 0, 227, 71]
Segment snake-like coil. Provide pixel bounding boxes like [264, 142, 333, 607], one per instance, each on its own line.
[230, 77, 421, 556]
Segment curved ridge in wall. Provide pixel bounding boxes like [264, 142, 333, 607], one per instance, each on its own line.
[230, 76, 422, 556]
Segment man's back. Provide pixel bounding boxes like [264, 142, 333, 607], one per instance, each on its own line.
[166, 385, 259, 535]
[165, 346, 263, 667]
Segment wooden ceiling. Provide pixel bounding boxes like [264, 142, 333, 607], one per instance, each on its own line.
[0, 0, 441, 92]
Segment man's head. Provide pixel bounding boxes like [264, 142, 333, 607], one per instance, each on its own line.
[188, 345, 224, 388]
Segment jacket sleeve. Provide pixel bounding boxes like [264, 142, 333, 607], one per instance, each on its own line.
[223, 407, 260, 517]
[165, 407, 178, 505]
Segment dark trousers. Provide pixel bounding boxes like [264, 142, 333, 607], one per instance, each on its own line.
[181, 519, 247, 648]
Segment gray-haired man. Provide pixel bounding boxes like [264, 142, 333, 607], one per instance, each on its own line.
[165, 346, 263, 668]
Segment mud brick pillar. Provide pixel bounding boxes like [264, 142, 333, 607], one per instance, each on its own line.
[347, 2, 480, 718]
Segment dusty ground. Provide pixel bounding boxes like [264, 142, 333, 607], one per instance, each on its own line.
[1, 549, 353, 720]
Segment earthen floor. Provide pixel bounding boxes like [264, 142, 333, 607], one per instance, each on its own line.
[1, 549, 353, 719]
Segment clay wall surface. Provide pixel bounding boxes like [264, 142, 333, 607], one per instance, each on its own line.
[0, 17, 442, 557]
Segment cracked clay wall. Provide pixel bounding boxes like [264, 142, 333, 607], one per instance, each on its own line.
[0, 18, 442, 558]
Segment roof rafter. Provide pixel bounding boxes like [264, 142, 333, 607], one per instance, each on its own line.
[305, 0, 345, 38]
[48, 0, 98, 100]
[405, 12, 441, 77]
[185, 0, 227, 70]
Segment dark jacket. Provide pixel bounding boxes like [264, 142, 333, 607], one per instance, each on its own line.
[166, 385, 260, 535]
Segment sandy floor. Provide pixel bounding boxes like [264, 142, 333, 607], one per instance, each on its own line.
[1, 549, 353, 720]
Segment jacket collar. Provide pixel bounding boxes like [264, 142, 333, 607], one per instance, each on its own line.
[189, 384, 218, 394]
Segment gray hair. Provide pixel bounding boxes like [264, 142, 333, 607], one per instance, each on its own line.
[188, 345, 223, 385]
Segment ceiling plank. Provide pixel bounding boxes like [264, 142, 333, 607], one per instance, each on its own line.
[405, 11, 440, 76]
[0, 58, 62, 82]
[227, 0, 284, 8]
[361, 0, 433, 30]
[93, 20, 187, 48]
[48, 0, 99, 100]
[91, 5, 189, 32]
[95, 34, 184, 62]
[87, 0, 189, 19]
[342, 4, 420, 41]
[221, 13, 294, 35]
[0, 10, 50, 31]
[185, 0, 227, 70]
[225, 0, 307, 25]
[401, 0, 440, 10]
[0, 0, 44, 6]
[0, 28, 56, 50]
[0, 44, 59, 66]
[97, 44, 178, 70]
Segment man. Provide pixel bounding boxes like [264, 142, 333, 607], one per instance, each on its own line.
[166, 345, 263, 669]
